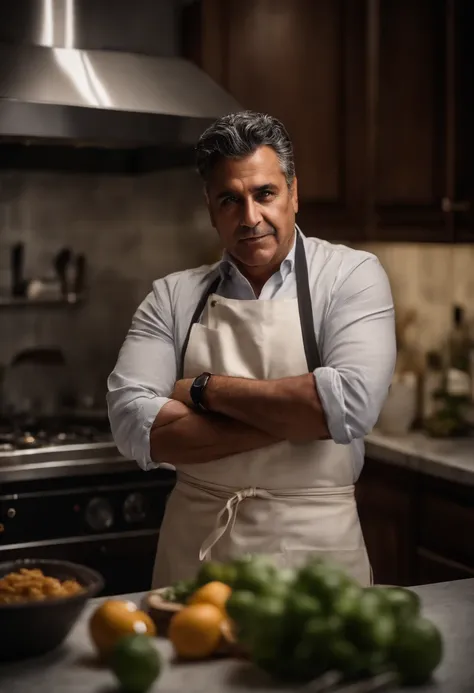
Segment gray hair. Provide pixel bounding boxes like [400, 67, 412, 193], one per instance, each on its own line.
[196, 111, 295, 187]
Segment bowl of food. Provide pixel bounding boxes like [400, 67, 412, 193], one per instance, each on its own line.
[0, 559, 104, 661]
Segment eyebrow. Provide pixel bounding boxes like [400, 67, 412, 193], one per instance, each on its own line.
[216, 183, 278, 201]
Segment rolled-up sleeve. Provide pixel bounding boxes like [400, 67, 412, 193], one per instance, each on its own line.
[314, 256, 396, 444]
[107, 280, 176, 470]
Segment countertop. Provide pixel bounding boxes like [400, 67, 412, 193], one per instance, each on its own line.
[365, 430, 474, 486]
[0, 579, 473, 693]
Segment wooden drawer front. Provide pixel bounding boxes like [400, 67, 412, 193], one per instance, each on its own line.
[415, 548, 474, 585]
[419, 482, 474, 568]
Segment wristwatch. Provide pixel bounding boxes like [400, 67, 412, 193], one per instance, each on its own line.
[190, 372, 212, 412]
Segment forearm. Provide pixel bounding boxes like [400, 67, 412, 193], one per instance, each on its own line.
[204, 373, 330, 443]
[150, 400, 280, 465]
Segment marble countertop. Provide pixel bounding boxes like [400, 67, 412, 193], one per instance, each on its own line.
[365, 430, 474, 486]
[0, 579, 473, 693]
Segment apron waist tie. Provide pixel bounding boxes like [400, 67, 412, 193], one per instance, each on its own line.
[199, 487, 275, 561]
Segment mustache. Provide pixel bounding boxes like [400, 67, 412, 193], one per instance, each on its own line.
[237, 225, 277, 241]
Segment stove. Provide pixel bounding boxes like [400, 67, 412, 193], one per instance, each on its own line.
[0, 413, 176, 596]
[0, 414, 113, 452]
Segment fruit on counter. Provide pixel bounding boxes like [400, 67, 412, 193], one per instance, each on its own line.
[160, 578, 197, 604]
[168, 602, 226, 660]
[188, 580, 232, 613]
[390, 617, 443, 686]
[196, 559, 238, 589]
[89, 600, 156, 660]
[110, 634, 162, 693]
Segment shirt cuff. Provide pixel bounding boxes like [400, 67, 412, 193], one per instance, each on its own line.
[313, 367, 350, 445]
[138, 397, 171, 470]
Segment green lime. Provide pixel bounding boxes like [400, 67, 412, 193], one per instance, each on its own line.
[372, 586, 421, 622]
[110, 634, 162, 693]
[284, 592, 323, 634]
[226, 589, 258, 628]
[391, 617, 443, 685]
[171, 579, 197, 604]
[294, 558, 354, 610]
[196, 560, 233, 587]
[231, 555, 278, 595]
[344, 589, 395, 652]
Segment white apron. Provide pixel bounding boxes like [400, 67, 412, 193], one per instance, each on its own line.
[152, 232, 371, 588]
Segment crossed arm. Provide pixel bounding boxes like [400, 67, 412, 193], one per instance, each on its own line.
[107, 257, 396, 470]
[150, 373, 329, 465]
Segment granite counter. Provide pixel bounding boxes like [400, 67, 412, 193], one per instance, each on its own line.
[0, 579, 473, 693]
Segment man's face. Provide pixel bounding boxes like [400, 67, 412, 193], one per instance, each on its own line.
[205, 145, 298, 270]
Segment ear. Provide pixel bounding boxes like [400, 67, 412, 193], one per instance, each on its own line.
[291, 177, 299, 214]
[204, 188, 217, 229]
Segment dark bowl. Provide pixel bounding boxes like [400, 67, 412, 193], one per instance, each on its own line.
[0, 559, 104, 662]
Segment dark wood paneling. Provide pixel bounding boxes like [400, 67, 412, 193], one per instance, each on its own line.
[374, 0, 448, 236]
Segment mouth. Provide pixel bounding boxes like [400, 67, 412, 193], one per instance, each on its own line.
[238, 233, 274, 244]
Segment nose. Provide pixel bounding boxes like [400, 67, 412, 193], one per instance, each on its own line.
[241, 198, 262, 229]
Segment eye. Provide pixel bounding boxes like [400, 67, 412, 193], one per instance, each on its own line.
[256, 190, 275, 202]
[220, 195, 239, 207]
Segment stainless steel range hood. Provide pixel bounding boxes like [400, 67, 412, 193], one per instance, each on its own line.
[0, 0, 240, 149]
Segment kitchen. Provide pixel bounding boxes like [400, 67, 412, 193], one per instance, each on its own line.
[1, 0, 474, 689]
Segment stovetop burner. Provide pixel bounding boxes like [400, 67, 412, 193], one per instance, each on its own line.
[0, 414, 113, 452]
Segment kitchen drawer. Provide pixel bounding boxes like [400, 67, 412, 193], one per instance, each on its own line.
[415, 548, 474, 585]
[418, 477, 474, 568]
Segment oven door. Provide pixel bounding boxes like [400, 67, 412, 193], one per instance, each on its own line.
[0, 529, 159, 596]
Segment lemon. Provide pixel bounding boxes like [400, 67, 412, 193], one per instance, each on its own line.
[168, 603, 225, 659]
[111, 634, 162, 693]
[89, 600, 156, 660]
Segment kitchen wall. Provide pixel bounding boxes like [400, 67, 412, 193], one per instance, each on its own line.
[356, 241, 474, 366]
[0, 168, 218, 410]
[1, 165, 472, 410]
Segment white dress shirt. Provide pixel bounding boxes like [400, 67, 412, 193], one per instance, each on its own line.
[107, 230, 396, 478]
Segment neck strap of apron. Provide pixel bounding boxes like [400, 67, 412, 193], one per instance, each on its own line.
[178, 230, 321, 378]
[295, 230, 321, 372]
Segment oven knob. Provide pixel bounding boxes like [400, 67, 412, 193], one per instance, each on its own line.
[85, 497, 114, 532]
[6, 508, 16, 519]
[123, 492, 147, 524]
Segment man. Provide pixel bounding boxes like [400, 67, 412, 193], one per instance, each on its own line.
[107, 111, 396, 588]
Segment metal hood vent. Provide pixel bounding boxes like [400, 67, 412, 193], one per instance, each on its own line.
[0, 0, 240, 152]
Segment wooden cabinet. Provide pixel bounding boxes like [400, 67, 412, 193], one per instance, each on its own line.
[372, 0, 449, 240]
[356, 458, 474, 586]
[182, 0, 474, 243]
[356, 459, 416, 585]
[187, 0, 367, 240]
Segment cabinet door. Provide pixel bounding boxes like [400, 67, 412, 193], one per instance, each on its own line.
[356, 459, 415, 586]
[452, 0, 474, 240]
[373, 0, 450, 240]
[198, 0, 367, 240]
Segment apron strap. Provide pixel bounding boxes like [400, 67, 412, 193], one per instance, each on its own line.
[179, 228, 321, 378]
[295, 229, 322, 372]
[178, 273, 220, 379]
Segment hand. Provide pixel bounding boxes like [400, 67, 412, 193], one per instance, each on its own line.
[171, 379, 194, 407]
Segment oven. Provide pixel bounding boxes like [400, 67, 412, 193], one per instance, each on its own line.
[0, 469, 176, 595]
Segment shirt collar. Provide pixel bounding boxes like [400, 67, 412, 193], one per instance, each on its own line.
[219, 228, 297, 281]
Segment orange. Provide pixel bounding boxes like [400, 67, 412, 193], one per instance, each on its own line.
[89, 599, 156, 660]
[168, 603, 225, 659]
[188, 580, 232, 613]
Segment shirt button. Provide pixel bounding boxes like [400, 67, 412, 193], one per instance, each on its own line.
[210, 300, 217, 307]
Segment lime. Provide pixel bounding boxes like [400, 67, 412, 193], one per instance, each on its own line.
[196, 561, 234, 587]
[231, 555, 278, 595]
[110, 634, 162, 693]
[226, 589, 257, 628]
[372, 586, 421, 622]
[391, 617, 443, 685]
[294, 558, 354, 610]
[343, 589, 395, 652]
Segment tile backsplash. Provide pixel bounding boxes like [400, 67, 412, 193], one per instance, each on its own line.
[0, 168, 218, 410]
[356, 242, 474, 364]
[0, 165, 472, 409]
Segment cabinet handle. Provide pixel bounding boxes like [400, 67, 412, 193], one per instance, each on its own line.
[441, 198, 471, 213]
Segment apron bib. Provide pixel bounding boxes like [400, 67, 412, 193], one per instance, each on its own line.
[153, 232, 371, 587]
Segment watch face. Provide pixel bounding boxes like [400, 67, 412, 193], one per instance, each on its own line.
[194, 373, 208, 388]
